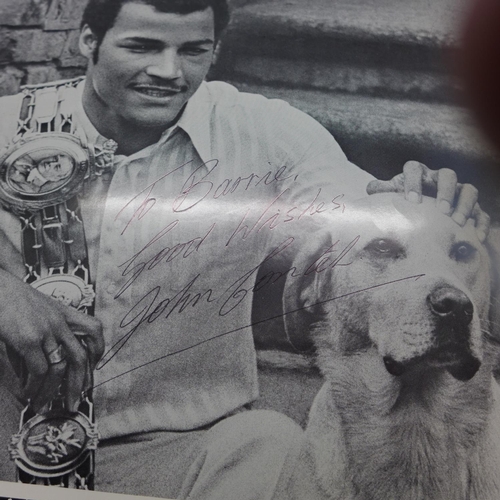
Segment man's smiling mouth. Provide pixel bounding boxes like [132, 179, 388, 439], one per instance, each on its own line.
[132, 85, 184, 98]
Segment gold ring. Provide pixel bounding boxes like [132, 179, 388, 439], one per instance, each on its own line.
[47, 345, 65, 365]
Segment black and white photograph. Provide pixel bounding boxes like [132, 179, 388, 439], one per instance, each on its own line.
[1, 0, 500, 499]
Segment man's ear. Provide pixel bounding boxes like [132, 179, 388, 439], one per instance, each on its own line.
[79, 25, 99, 61]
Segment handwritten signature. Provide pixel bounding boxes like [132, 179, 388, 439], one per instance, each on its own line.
[94, 273, 425, 386]
[97, 235, 378, 375]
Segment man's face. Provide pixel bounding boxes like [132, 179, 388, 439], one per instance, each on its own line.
[38, 155, 74, 182]
[82, 2, 215, 130]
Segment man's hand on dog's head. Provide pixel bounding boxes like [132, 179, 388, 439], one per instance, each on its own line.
[366, 160, 490, 243]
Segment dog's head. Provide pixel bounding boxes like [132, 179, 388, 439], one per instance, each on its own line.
[284, 193, 492, 383]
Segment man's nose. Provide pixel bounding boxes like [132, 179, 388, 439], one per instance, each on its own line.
[146, 49, 182, 80]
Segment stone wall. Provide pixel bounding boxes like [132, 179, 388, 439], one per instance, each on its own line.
[0, 0, 89, 97]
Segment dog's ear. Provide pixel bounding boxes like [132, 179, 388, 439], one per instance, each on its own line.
[282, 230, 336, 353]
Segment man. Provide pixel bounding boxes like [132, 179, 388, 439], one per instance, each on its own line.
[0, 0, 488, 498]
[8, 155, 35, 192]
[9, 154, 74, 194]
[31, 154, 74, 191]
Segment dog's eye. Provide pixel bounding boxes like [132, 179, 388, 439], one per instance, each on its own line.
[373, 239, 392, 253]
[452, 242, 477, 261]
[365, 239, 403, 258]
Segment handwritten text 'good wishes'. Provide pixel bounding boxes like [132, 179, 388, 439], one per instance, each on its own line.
[116, 187, 345, 296]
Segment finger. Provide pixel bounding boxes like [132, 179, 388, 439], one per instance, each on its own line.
[6, 345, 26, 380]
[366, 175, 404, 195]
[62, 309, 104, 370]
[33, 360, 68, 410]
[452, 183, 479, 226]
[35, 338, 68, 408]
[436, 168, 458, 215]
[79, 330, 103, 373]
[33, 368, 69, 414]
[472, 202, 490, 243]
[23, 346, 49, 401]
[52, 325, 88, 411]
[64, 351, 88, 412]
[77, 339, 94, 392]
[403, 161, 426, 202]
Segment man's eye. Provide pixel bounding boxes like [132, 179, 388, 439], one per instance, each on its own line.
[181, 48, 210, 56]
[126, 45, 151, 53]
[452, 242, 477, 261]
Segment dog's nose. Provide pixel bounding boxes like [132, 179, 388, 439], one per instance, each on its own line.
[427, 287, 473, 325]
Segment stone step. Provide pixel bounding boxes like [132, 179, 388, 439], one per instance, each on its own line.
[226, 82, 500, 215]
[216, 0, 470, 102]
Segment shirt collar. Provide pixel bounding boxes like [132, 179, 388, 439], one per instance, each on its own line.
[73, 79, 214, 164]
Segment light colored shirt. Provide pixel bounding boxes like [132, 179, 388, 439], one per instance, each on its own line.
[0, 80, 373, 438]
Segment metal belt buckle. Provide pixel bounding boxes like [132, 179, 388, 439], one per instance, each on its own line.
[0, 132, 90, 212]
[9, 408, 98, 483]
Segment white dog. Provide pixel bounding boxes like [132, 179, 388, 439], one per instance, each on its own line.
[281, 193, 500, 500]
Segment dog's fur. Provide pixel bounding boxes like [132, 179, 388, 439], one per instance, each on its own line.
[283, 193, 500, 500]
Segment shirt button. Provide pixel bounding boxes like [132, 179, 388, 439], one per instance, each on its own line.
[106, 283, 117, 295]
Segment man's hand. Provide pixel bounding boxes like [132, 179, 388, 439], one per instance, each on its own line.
[0, 268, 104, 412]
[366, 160, 490, 242]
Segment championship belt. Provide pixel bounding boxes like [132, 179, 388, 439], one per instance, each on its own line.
[1, 78, 117, 489]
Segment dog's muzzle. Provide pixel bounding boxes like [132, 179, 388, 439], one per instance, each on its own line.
[383, 286, 481, 381]
[428, 286, 481, 381]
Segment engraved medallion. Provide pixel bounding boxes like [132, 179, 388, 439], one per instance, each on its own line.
[0, 133, 90, 212]
[9, 411, 98, 478]
[32, 275, 95, 310]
